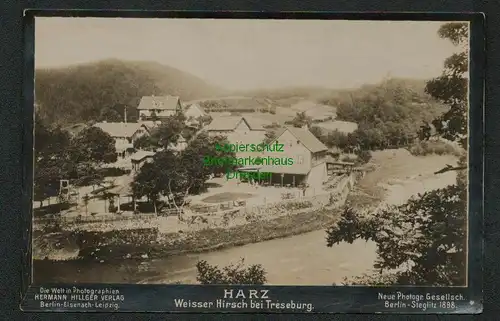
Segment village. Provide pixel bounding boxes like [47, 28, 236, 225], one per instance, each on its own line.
[33, 94, 361, 237]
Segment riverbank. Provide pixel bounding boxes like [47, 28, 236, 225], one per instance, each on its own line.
[33, 205, 343, 262]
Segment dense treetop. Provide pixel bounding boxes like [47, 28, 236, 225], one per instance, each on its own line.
[318, 78, 448, 149]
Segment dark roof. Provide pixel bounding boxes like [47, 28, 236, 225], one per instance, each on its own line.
[93, 122, 148, 138]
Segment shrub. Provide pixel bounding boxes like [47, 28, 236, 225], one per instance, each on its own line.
[98, 167, 130, 177]
[409, 140, 463, 157]
[196, 259, 267, 285]
[108, 199, 117, 213]
[355, 150, 372, 164]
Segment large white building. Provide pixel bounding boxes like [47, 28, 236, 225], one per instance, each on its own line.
[93, 122, 150, 158]
[137, 95, 182, 120]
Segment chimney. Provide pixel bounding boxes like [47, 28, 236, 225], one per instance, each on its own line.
[124, 107, 127, 124]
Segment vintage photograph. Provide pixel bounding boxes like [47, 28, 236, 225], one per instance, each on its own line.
[32, 17, 469, 287]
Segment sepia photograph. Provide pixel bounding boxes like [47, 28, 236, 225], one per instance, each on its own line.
[32, 17, 470, 288]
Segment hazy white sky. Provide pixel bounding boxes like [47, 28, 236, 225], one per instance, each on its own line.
[35, 18, 464, 91]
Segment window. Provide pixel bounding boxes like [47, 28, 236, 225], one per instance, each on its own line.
[298, 155, 304, 164]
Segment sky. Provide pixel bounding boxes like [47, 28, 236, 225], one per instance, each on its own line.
[34, 18, 466, 91]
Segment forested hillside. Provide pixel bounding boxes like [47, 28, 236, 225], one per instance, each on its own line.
[35, 59, 225, 126]
[316, 78, 447, 150]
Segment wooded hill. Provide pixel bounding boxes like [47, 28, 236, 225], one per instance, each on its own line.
[35, 59, 445, 136]
[35, 59, 225, 126]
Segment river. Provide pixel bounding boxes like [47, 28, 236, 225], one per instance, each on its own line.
[34, 231, 377, 285]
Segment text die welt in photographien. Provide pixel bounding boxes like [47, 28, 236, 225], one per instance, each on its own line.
[22, 11, 483, 314]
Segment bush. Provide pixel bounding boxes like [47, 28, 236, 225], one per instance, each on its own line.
[409, 140, 462, 157]
[108, 199, 117, 213]
[75, 228, 159, 249]
[341, 155, 358, 163]
[34, 202, 73, 217]
[196, 259, 267, 285]
[98, 167, 130, 177]
[355, 150, 372, 164]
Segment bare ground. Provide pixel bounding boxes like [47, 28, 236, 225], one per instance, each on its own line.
[347, 148, 459, 209]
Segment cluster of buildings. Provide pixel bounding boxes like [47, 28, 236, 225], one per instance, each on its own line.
[91, 95, 357, 187]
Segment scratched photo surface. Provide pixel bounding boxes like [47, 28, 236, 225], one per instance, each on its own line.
[32, 18, 470, 287]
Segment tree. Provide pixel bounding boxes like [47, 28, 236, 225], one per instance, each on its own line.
[133, 135, 155, 150]
[185, 133, 237, 180]
[320, 77, 444, 151]
[198, 114, 213, 126]
[326, 22, 468, 286]
[424, 23, 469, 149]
[68, 126, 117, 166]
[290, 112, 312, 128]
[309, 126, 323, 140]
[196, 259, 267, 285]
[34, 113, 72, 206]
[97, 108, 122, 123]
[150, 110, 159, 122]
[131, 133, 236, 216]
[82, 194, 90, 215]
[325, 130, 351, 151]
[61, 126, 116, 190]
[142, 114, 186, 149]
[263, 129, 277, 144]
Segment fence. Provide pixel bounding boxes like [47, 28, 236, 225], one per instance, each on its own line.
[34, 212, 157, 225]
[158, 207, 183, 217]
[188, 173, 355, 219]
[33, 173, 358, 226]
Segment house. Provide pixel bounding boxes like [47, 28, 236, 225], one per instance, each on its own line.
[204, 116, 267, 136]
[93, 122, 150, 158]
[184, 103, 207, 119]
[204, 116, 268, 157]
[137, 95, 182, 120]
[241, 126, 329, 187]
[130, 150, 156, 172]
[315, 120, 358, 135]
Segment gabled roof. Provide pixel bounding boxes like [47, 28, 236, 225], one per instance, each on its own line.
[274, 126, 328, 153]
[185, 103, 206, 115]
[243, 116, 272, 129]
[204, 116, 243, 131]
[204, 116, 266, 132]
[93, 122, 148, 138]
[130, 150, 156, 162]
[137, 95, 181, 110]
[141, 121, 162, 130]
